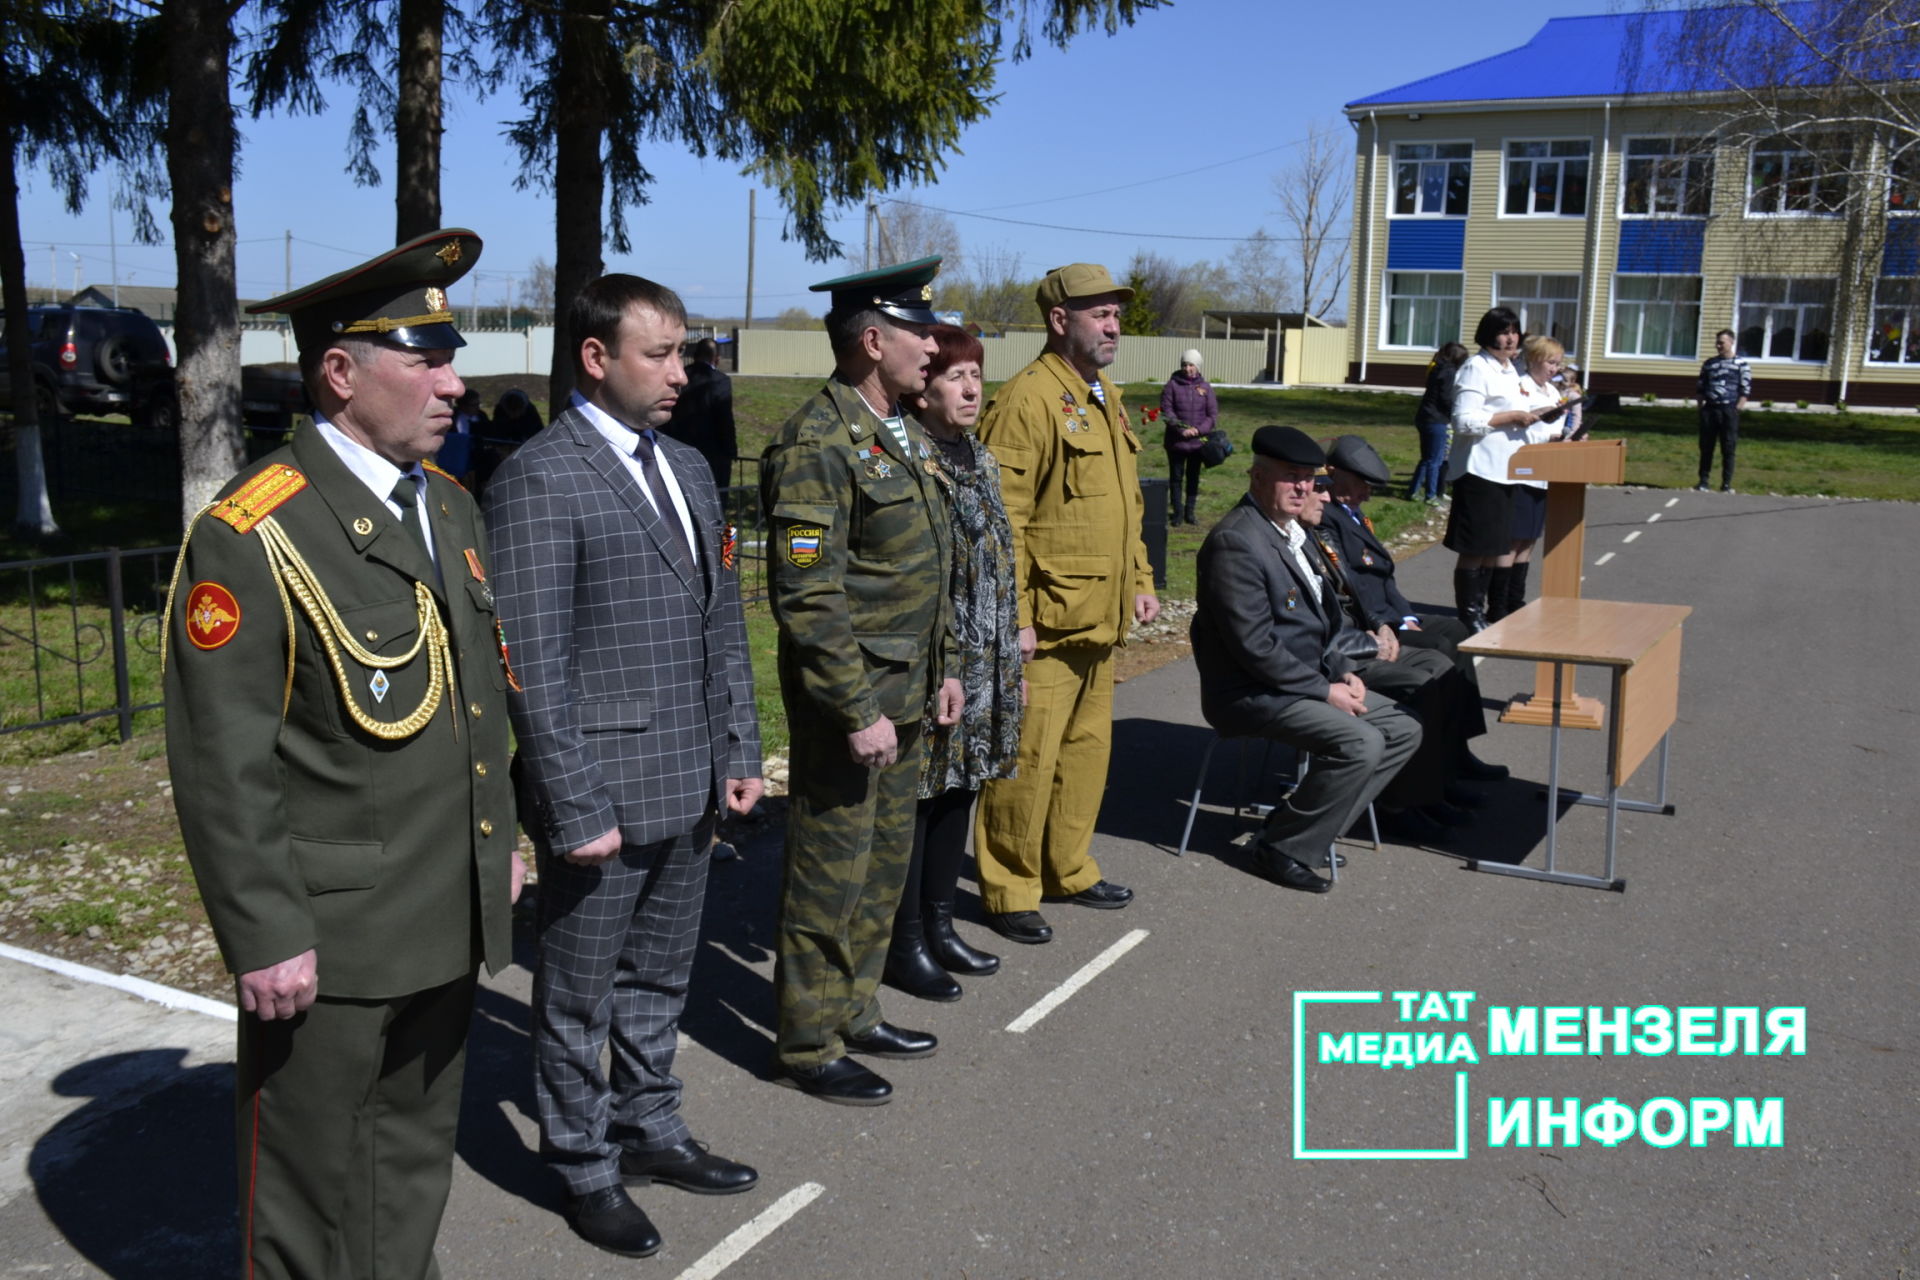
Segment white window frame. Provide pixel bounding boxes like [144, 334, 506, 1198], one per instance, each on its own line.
[1887, 141, 1919, 215]
[1390, 141, 1473, 219]
[1499, 137, 1593, 218]
[1746, 134, 1848, 217]
[1866, 277, 1920, 363]
[1734, 276, 1836, 362]
[1493, 273, 1584, 355]
[1380, 270, 1464, 351]
[1618, 134, 1715, 219]
[1607, 274, 1703, 360]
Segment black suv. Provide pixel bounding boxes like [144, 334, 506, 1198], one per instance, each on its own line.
[0, 305, 177, 429]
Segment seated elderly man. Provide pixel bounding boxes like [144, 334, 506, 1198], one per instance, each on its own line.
[1191, 427, 1423, 893]
[1316, 434, 1505, 782]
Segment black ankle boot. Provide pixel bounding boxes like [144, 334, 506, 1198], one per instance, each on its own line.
[1183, 501, 1197, 525]
[884, 914, 962, 1002]
[1505, 561, 1530, 617]
[923, 902, 1000, 976]
[1484, 567, 1513, 623]
[1453, 565, 1492, 632]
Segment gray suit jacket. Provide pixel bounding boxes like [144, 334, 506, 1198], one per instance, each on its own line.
[1190, 495, 1356, 737]
[484, 405, 760, 853]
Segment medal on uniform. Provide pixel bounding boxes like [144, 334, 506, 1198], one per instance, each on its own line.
[369, 670, 391, 704]
[721, 523, 738, 571]
[1362, 551, 1376, 566]
[1285, 588, 1299, 611]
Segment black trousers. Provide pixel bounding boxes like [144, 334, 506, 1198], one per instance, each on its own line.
[1166, 448, 1203, 511]
[1698, 403, 1739, 486]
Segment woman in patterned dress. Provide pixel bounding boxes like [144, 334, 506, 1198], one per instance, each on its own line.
[883, 326, 1025, 1002]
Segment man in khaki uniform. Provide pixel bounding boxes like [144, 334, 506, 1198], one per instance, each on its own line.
[762, 258, 963, 1106]
[974, 263, 1159, 945]
[164, 230, 523, 1278]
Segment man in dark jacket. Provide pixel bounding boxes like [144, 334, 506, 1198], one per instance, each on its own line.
[1190, 427, 1421, 893]
[662, 337, 737, 490]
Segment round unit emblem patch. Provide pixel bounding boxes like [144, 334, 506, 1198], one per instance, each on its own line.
[186, 581, 242, 650]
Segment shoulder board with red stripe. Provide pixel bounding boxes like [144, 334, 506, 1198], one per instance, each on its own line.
[210, 464, 308, 534]
[422, 460, 467, 492]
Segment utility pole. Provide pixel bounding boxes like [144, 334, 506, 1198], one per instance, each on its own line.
[744, 188, 756, 328]
[109, 198, 119, 305]
[864, 199, 876, 271]
[48, 245, 55, 301]
[285, 229, 293, 294]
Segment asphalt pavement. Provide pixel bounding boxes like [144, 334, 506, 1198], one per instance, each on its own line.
[2, 485, 1914, 1279]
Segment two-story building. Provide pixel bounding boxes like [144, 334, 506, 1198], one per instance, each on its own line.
[1342, 6, 1920, 407]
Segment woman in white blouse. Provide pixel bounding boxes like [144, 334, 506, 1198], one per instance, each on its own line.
[1443, 307, 1561, 630]
[1496, 335, 1576, 620]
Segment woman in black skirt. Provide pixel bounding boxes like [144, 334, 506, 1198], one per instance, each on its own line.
[1442, 308, 1561, 630]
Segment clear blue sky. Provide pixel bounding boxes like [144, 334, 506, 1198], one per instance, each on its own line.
[14, 0, 1619, 319]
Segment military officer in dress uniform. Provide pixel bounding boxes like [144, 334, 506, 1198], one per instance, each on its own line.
[973, 263, 1158, 945]
[761, 257, 963, 1106]
[163, 229, 523, 1279]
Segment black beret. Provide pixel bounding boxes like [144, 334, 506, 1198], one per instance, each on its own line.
[1326, 435, 1392, 486]
[1251, 426, 1326, 467]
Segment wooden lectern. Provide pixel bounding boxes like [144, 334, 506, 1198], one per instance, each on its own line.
[1500, 437, 1626, 729]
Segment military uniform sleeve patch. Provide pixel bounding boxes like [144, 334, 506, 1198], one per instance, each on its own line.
[422, 460, 468, 491]
[211, 465, 308, 534]
[784, 526, 824, 568]
[185, 581, 242, 649]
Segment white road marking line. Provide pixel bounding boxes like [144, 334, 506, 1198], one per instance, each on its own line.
[0, 939, 237, 1022]
[1594, 552, 1616, 566]
[1647, 512, 1662, 523]
[1665, 497, 1679, 508]
[674, 1181, 825, 1280]
[1623, 530, 1642, 543]
[1005, 929, 1149, 1034]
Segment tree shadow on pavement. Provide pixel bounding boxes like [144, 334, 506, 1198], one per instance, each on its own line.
[30, 1049, 238, 1278]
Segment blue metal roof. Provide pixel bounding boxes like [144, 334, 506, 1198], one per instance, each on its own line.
[1346, 3, 1834, 108]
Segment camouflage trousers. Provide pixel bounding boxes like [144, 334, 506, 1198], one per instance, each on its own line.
[774, 716, 923, 1068]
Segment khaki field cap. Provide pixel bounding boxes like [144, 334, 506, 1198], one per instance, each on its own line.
[1035, 262, 1135, 313]
[248, 228, 483, 355]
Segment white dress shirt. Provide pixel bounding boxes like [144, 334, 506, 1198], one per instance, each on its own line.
[315, 415, 436, 567]
[571, 391, 700, 565]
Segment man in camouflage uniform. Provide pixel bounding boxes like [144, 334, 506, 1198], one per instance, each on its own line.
[974, 263, 1159, 945]
[761, 258, 962, 1106]
[164, 230, 522, 1278]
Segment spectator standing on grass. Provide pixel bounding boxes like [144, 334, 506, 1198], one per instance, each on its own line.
[1697, 328, 1749, 494]
[662, 336, 738, 491]
[1408, 342, 1467, 504]
[1160, 347, 1217, 525]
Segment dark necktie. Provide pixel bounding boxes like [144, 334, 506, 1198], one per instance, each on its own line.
[632, 430, 693, 565]
[391, 474, 430, 560]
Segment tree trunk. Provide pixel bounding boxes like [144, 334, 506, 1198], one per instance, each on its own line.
[548, 0, 610, 403]
[0, 101, 60, 538]
[395, 0, 444, 242]
[166, 0, 242, 523]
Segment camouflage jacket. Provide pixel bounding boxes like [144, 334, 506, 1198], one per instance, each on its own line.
[761, 378, 955, 736]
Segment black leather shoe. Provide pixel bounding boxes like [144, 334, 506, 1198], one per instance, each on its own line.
[566, 1186, 663, 1257]
[620, 1139, 758, 1196]
[1422, 801, 1473, 827]
[1311, 848, 1349, 870]
[1049, 879, 1133, 910]
[883, 933, 963, 1002]
[1458, 753, 1509, 781]
[1256, 848, 1332, 894]
[843, 1021, 938, 1059]
[1443, 782, 1488, 808]
[986, 910, 1053, 944]
[924, 904, 1000, 975]
[774, 1057, 893, 1106]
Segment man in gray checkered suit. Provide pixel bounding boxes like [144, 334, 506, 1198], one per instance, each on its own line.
[485, 274, 764, 1258]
